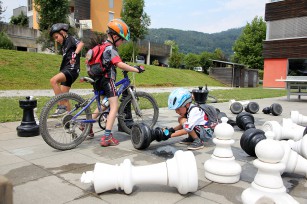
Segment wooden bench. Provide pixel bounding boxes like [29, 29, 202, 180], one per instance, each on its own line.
[276, 76, 307, 100]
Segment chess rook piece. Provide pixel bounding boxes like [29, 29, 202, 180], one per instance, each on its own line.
[16, 96, 40, 137]
[236, 112, 255, 130]
[204, 117, 242, 183]
[240, 128, 266, 157]
[130, 123, 171, 150]
[262, 118, 307, 141]
[291, 110, 307, 126]
[262, 103, 283, 116]
[241, 138, 299, 204]
[192, 86, 208, 104]
[80, 150, 198, 195]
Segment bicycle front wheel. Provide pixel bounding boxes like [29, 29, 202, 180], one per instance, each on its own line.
[39, 92, 92, 150]
[206, 95, 218, 103]
[118, 91, 159, 135]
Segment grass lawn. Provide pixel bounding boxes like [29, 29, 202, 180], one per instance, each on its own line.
[0, 87, 286, 123]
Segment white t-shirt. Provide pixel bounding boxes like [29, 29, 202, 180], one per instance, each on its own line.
[183, 104, 209, 132]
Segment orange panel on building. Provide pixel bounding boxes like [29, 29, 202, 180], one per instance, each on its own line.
[263, 59, 287, 88]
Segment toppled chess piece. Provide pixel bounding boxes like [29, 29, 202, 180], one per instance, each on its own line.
[236, 112, 255, 130]
[262, 103, 283, 116]
[241, 131, 307, 178]
[80, 150, 198, 195]
[262, 118, 307, 141]
[130, 123, 171, 150]
[229, 99, 259, 114]
[291, 110, 307, 126]
[204, 117, 242, 183]
[241, 138, 299, 204]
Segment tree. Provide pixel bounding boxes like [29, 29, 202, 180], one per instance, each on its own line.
[0, 1, 6, 22]
[199, 51, 214, 74]
[121, 0, 150, 62]
[184, 53, 200, 70]
[232, 16, 266, 70]
[10, 11, 29, 27]
[169, 52, 184, 68]
[34, 0, 70, 51]
[34, 0, 69, 31]
[164, 40, 179, 53]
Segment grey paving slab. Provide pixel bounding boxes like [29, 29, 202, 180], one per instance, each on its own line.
[0, 96, 306, 203]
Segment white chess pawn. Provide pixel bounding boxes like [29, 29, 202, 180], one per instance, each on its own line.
[287, 135, 307, 159]
[80, 150, 198, 195]
[291, 110, 307, 126]
[204, 117, 242, 183]
[262, 118, 306, 141]
[241, 137, 299, 204]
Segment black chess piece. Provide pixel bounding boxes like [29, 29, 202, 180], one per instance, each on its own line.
[262, 103, 283, 116]
[236, 112, 255, 130]
[16, 96, 40, 137]
[131, 123, 171, 150]
[240, 128, 266, 157]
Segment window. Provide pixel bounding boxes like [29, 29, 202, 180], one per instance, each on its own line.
[288, 59, 307, 76]
[109, 12, 114, 22]
[28, 0, 32, 11]
[109, 0, 114, 8]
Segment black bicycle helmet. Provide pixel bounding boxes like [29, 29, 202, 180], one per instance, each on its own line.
[49, 23, 69, 37]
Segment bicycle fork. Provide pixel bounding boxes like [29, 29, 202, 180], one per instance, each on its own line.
[127, 87, 142, 116]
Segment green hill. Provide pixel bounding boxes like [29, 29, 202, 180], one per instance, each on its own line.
[146, 27, 243, 57]
[0, 49, 224, 90]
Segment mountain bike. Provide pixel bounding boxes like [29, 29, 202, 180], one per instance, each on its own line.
[39, 71, 159, 151]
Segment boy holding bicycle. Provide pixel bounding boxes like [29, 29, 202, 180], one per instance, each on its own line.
[92, 19, 144, 147]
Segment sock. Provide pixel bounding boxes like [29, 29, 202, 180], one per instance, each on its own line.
[105, 129, 111, 138]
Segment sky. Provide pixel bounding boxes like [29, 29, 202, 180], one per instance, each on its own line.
[2, 0, 267, 34]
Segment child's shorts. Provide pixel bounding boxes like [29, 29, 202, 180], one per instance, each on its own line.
[194, 125, 213, 142]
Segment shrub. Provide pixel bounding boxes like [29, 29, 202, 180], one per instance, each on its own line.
[0, 32, 14, 50]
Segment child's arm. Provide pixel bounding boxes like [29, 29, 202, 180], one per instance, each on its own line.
[170, 129, 188, 138]
[75, 41, 84, 55]
[116, 62, 144, 73]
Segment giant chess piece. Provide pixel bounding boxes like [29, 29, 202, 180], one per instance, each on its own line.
[130, 123, 171, 150]
[262, 118, 307, 141]
[287, 136, 307, 159]
[16, 96, 40, 137]
[80, 150, 198, 194]
[241, 131, 307, 178]
[241, 138, 299, 204]
[262, 103, 283, 116]
[229, 99, 259, 114]
[240, 128, 266, 157]
[236, 112, 255, 130]
[204, 117, 242, 183]
[192, 86, 208, 104]
[291, 110, 307, 126]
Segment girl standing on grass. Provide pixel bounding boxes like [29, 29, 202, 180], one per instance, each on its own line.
[49, 23, 84, 117]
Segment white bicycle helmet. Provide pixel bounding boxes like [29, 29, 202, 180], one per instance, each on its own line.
[168, 88, 192, 110]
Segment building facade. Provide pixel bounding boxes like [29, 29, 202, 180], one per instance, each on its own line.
[263, 0, 307, 88]
[27, 0, 123, 33]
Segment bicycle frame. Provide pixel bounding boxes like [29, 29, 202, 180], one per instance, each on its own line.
[70, 71, 133, 124]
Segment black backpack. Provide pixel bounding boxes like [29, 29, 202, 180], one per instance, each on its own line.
[188, 104, 219, 129]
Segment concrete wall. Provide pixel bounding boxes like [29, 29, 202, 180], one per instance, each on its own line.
[0, 23, 40, 52]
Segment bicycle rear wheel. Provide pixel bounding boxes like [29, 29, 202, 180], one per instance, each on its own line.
[39, 92, 92, 150]
[118, 91, 159, 135]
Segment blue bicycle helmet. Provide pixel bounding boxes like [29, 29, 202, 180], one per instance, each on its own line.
[168, 88, 192, 110]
